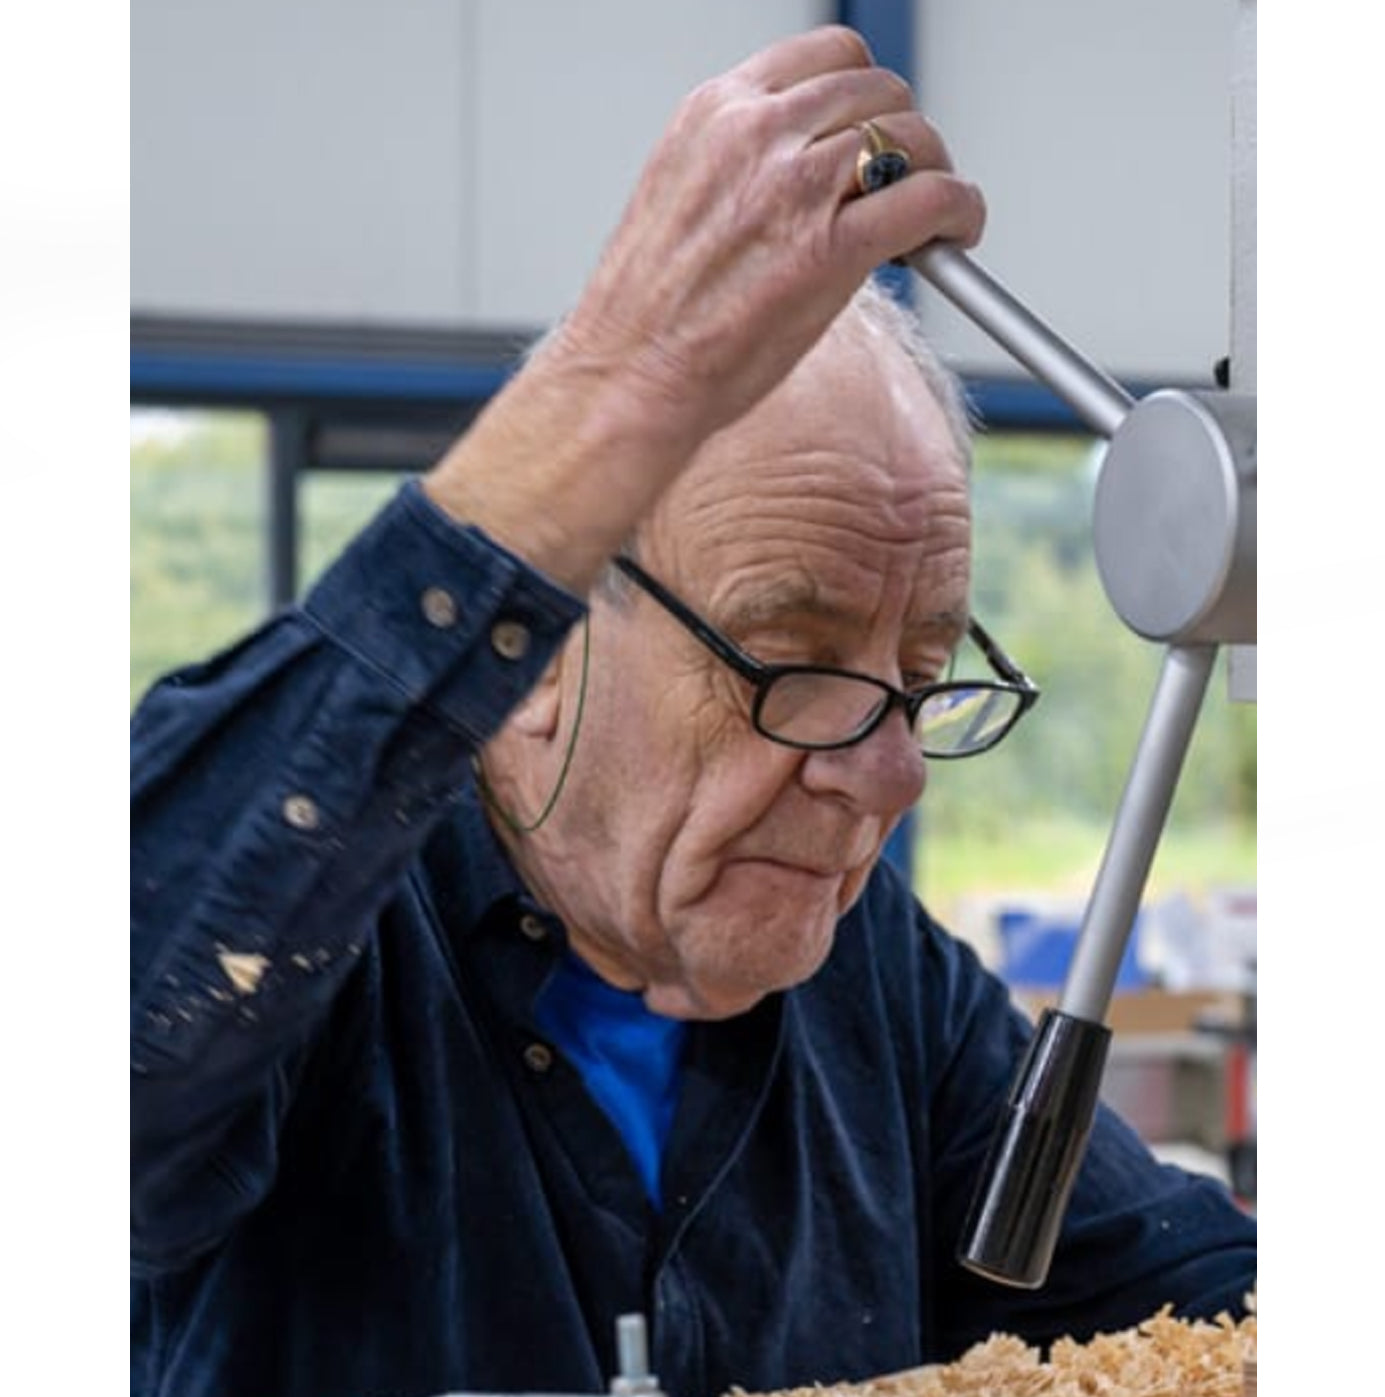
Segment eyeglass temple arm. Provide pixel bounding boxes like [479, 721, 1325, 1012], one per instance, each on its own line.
[902, 243, 1254, 1290]
[613, 554, 768, 683]
[966, 617, 1035, 692]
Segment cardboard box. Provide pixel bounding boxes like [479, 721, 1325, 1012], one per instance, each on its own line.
[1013, 988, 1242, 1035]
[1106, 988, 1242, 1035]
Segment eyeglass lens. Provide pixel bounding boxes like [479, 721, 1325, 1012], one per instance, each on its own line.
[913, 687, 1022, 754]
[757, 671, 1021, 755]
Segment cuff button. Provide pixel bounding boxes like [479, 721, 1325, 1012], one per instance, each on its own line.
[490, 619, 531, 661]
[282, 794, 321, 831]
[518, 914, 548, 943]
[421, 586, 459, 628]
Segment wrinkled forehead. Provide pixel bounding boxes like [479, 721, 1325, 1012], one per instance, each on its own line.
[641, 314, 971, 606]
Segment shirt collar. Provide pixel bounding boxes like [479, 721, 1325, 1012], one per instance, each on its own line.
[420, 773, 535, 939]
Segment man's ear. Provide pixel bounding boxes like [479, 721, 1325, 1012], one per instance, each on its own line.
[505, 652, 564, 740]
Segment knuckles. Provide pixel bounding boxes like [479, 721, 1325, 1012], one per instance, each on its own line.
[874, 68, 916, 111]
[813, 24, 874, 68]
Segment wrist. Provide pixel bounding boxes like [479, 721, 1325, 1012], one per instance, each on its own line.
[423, 330, 700, 594]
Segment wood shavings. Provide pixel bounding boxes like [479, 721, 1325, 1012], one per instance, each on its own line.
[730, 1301, 1257, 1397]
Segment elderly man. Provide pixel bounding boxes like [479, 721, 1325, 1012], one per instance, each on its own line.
[131, 26, 1254, 1397]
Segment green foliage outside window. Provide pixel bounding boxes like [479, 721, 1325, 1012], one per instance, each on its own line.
[918, 431, 1255, 916]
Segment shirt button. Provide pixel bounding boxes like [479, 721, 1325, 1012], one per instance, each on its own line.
[490, 619, 531, 661]
[420, 586, 458, 628]
[522, 1042, 554, 1074]
[281, 794, 320, 830]
[518, 914, 548, 943]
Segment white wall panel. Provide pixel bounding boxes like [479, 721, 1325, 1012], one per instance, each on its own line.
[132, 0, 1244, 383]
[131, 0, 828, 327]
[915, 0, 1240, 383]
[131, 0, 476, 324]
[472, 0, 832, 322]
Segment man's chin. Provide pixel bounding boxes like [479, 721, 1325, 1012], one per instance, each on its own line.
[643, 980, 767, 1023]
[644, 965, 811, 1022]
[649, 918, 839, 1021]
[643, 856, 870, 1019]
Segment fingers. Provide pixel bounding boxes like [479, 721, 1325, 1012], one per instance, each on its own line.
[723, 28, 976, 259]
[804, 111, 956, 188]
[843, 114, 986, 254]
[769, 65, 920, 148]
[836, 160, 989, 261]
[784, 108, 979, 263]
[732, 24, 875, 93]
[545, 27, 984, 458]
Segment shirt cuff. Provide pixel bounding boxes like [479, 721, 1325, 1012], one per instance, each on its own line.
[301, 479, 587, 738]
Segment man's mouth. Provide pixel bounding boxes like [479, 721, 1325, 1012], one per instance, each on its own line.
[730, 855, 850, 882]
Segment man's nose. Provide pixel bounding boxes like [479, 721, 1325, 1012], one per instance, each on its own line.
[797, 706, 927, 814]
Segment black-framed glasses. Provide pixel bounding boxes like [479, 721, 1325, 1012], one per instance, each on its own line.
[613, 556, 1039, 759]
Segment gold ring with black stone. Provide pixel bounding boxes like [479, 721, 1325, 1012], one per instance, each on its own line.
[855, 120, 911, 195]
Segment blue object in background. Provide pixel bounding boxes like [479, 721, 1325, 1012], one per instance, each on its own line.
[996, 907, 1149, 992]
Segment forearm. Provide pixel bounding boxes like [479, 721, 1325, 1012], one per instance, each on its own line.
[421, 29, 984, 595]
[422, 325, 704, 595]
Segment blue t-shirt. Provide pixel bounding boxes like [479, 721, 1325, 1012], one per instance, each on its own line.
[536, 950, 686, 1207]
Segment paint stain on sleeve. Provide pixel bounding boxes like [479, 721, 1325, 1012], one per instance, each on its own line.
[217, 950, 272, 996]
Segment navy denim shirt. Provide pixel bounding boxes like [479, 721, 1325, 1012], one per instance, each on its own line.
[131, 482, 1255, 1397]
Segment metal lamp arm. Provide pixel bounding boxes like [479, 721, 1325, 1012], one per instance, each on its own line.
[899, 243, 1251, 1288]
[906, 245, 1134, 438]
